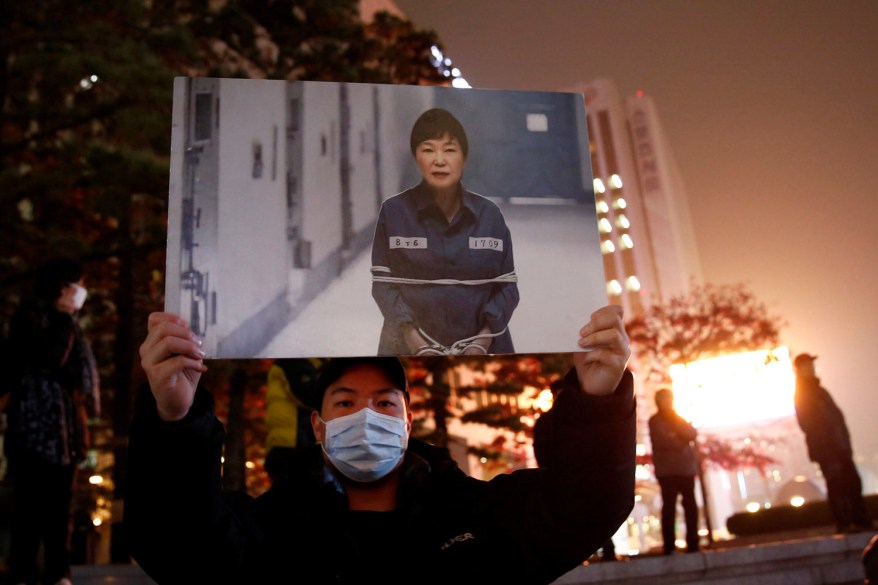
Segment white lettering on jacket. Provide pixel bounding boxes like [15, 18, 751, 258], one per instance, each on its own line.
[389, 236, 428, 249]
[469, 237, 503, 251]
[440, 532, 475, 551]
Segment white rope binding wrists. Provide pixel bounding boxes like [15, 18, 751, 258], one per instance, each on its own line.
[370, 266, 514, 355]
[415, 327, 506, 356]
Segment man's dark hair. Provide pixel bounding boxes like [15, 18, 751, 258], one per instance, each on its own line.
[312, 357, 409, 411]
[34, 257, 83, 301]
[410, 108, 468, 158]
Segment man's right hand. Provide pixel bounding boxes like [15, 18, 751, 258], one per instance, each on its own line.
[139, 312, 208, 421]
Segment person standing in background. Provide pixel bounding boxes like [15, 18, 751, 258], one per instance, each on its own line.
[793, 353, 872, 533]
[649, 388, 700, 555]
[263, 358, 319, 481]
[3, 258, 100, 585]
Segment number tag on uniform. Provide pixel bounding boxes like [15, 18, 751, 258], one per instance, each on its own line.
[389, 237, 428, 249]
[469, 237, 503, 251]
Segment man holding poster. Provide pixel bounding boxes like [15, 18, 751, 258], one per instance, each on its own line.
[125, 305, 635, 584]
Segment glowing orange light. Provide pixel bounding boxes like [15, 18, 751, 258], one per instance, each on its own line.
[669, 347, 795, 429]
[533, 389, 555, 413]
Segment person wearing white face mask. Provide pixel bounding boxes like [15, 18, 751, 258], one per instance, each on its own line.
[128, 306, 635, 584]
[3, 258, 100, 585]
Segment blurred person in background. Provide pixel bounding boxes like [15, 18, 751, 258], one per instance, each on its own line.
[649, 388, 699, 555]
[263, 358, 319, 481]
[794, 353, 872, 533]
[3, 258, 100, 585]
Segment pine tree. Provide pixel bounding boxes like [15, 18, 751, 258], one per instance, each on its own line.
[1, 0, 449, 558]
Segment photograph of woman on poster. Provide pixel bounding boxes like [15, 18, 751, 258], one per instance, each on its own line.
[165, 77, 602, 359]
[371, 108, 519, 356]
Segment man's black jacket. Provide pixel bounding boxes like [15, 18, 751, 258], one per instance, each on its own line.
[125, 369, 635, 584]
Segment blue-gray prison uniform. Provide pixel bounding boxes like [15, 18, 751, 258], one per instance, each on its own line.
[371, 182, 519, 355]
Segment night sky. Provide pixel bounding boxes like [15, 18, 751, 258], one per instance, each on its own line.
[395, 0, 878, 461]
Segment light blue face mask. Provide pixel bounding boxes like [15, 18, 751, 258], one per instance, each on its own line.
[320, 408, 409, 483]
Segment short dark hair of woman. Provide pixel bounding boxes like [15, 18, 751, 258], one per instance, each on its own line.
[34, 257, 83, 301]
[410, 108, 468, 158]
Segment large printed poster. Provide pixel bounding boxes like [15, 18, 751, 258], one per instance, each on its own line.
[165, 77, 605, 358]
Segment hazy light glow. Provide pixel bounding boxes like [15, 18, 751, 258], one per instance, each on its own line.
[620, 234, 634, 249]
[79, 74, 99, 90]
[89, 475, 104, 485]
[596, 200, 609, 214]
[669, 347, 795, 429]
[607, 280, 622, 296]
[790, 496, 805, 507]
[428, 44, 469, 87]
[626, 275, 641, 291]
[616, 214, 630, 229]
[533, 389, 554, 412]
[598, 218, 612, 233]
[745, 502, 761, 513]
[614, 197, 627, 209]
[593, 178, 606, 194]
[609, 174, 623, 189]
[601, 240, 615, 254]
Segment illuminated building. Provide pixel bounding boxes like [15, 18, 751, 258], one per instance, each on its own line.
[568, 78, 703, 316]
